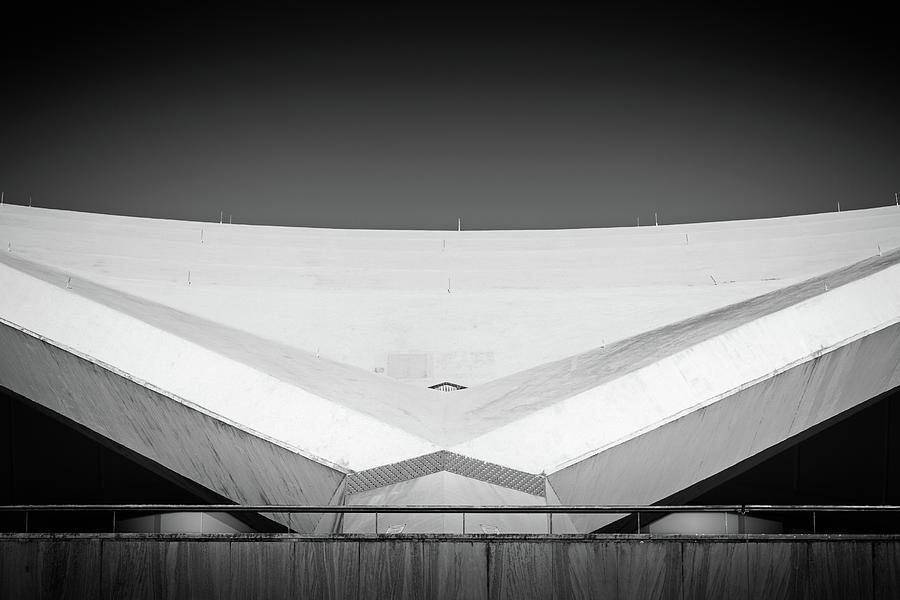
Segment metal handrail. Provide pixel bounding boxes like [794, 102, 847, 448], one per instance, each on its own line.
[1, 504, 899, 513]
[4, 504, 899, 535]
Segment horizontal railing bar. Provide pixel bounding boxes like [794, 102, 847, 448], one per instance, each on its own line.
[1, 505, 899, 514]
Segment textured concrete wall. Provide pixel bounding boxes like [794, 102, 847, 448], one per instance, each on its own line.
[549, 321, 900, 531]
[1, 534, 898, 599]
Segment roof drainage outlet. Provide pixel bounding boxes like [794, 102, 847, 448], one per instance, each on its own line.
[429, 382, 467, 392]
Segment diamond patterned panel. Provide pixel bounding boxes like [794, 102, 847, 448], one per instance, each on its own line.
[345, 450, 545, 497]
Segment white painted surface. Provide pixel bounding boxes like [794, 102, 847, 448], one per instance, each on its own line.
[549, 322, 900, 531]
[453, 258, 900, 472]
[2, 204, 898, 386]
[0, 322, 345, 531]
[0, 260, 439, 470]
[1, 204, 899, 484]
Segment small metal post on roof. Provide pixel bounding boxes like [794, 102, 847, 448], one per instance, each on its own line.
[710, 274, 718, 286]
[447, 277, 451, 294]
[685, 233, 689, 245]
[200, 229, 204, 243]
[895, 192, 898, 206]
[187, 270, 191, 285]
[229, 214, 232, 224]
[29, 196, 32, 207]
[655, 212, 658, 226]
[219, 211, 223, 224]
[1, 191, 4, 205]
[66, 277, 72, 289]
[878, 243, 882, 256]
[458, 218, 461, 232]
[837, 201, 841, 212]
[636, 216, 640, 227]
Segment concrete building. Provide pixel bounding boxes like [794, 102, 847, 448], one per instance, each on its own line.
[1, 203, 899, 596]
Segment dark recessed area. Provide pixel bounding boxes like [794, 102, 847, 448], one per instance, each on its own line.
[0, 387, 275, 532]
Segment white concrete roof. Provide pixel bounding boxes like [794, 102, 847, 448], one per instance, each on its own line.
[2, 203, 899, 476]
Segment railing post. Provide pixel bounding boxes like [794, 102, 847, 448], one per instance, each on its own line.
[112, 511, 116, 533]
[462, 512, 466, 534]
[375, 512, 379, 535]
[637, 512, 641, 534]
[812, 511, 816, 534]
[549, 512, 553, 535]
[24, 511, 28, 534]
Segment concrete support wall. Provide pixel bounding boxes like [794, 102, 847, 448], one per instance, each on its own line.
[0, 323, 344, 532]
[1, 534, 898, 599]
[548, 321, 900, 531]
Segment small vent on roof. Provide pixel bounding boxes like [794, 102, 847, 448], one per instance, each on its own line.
[429, 382, 467, 392]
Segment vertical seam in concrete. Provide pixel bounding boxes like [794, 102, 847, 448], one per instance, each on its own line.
[871, 541, 876, 600]
[486, 541, 492, 600]
[614, 539, 619, 600]
[98, 537, 105, 600]
[745, 539, 751, 600]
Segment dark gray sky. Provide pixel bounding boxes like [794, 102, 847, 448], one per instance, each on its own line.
[2, 7, 898, 229]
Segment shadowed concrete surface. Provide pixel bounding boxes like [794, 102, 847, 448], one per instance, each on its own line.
[0, 324, 344, 533]
[1, 534, 899, 599]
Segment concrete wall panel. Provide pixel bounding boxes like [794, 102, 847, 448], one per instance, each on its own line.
[548, 322, 900, 531]
[0, 323, 344, 532]
[2, 535, 900, 599]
